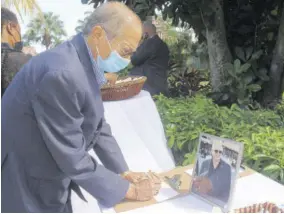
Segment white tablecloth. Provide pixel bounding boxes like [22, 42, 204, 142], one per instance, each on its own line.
[116, 172, 284, 213]
[71, 91, 176, 212]
[102, 90, 175, 172]
[71, 90, 284, 213]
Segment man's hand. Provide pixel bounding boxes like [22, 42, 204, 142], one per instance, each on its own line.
[193, 176, 213, 194]
[125, 177, 153, 201]
[147, 171, 161, 195]
[121, 171, 146, 183]
[122, 171, 161, 195]
[104, 73, 118, 85]
[123, 171, 162, 201]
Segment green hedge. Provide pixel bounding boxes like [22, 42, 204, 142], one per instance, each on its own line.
[155, 94, 284, 184]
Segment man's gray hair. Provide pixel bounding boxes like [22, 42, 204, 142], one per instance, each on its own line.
[82, 2, 140, 38]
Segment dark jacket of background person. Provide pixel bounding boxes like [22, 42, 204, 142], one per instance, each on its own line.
[198, 158, 231, 203]
[129, 35, 170, 96]
[1, 43, 31, 96]
[1, 34, 129, 213]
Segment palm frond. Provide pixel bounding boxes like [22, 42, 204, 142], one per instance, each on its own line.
[23, 12, 67, 49]
[2, 0, 43, 22]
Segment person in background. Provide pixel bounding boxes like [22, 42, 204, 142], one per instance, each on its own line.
[1, 7, 32, 97]
[1, 2, 160, 213]
[129, 22, 170, 96]
[193, 141, 231, 204]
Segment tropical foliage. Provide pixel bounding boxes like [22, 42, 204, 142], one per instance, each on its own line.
[23, 12, 67, 50]
[84, 0, 284, 108]
[166, 30, 209, 97]
[2, 0, 42, 21]
[155, 94, 284, 184]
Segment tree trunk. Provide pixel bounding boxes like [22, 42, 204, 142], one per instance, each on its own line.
[204, 0, 232, 92]
[281, 72, 284, 94]
[263, 3, 284, 107]
[43, 29, 51, 50]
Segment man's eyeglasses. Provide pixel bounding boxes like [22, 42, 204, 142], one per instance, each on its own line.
[214, 150, 223, 154]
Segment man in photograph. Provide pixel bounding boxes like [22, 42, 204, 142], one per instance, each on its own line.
[193, 141, 231, 204]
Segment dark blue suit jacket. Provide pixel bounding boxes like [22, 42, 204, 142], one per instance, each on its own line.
[198, 158, 231, 203]
[130, 35, 169, 96]
[1, 34, 129, 212]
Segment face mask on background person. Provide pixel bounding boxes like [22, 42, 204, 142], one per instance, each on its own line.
[96, 36, 130, 73]
[13, 28, 23, 51]
[14, 41, 23, 51]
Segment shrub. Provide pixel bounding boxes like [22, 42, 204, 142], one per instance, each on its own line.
[209, 50, 269, 107]
[276, 93, 284, 121]
[168, 67, 210, 97]
[118, 64, 132, 77]
[166, 31, 210, 97]
[155, 94, 284, 184]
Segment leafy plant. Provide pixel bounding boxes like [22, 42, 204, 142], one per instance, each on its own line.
[276, 93, 284, 120]
[210, 49, 270, 107]
[117, 64, 133, 77]
[166, 30, 210, 97]
[168, 68, 210, 97]
[155, 94, 284, 184]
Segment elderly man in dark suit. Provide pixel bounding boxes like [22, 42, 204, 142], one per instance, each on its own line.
[1, 7, 32, 97]
[129, 22, 170, 96]
[193, 141, 232, 205]
[1, 2, 160, 213]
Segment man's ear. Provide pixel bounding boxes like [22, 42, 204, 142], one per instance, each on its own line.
[5, 23, 13, 35]
[90, 26, 104, 44]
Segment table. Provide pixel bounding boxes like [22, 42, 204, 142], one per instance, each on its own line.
[131, 173, 284, 213]
[71, 91, 284, 213]
[109, 165, 284, 213]
[102, 90, 175, 172]
[71, 91, 176, 212]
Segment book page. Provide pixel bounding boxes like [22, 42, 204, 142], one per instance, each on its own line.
[154, 182, 180, 202]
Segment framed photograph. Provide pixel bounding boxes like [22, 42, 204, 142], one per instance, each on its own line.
[190, 133, 244, 212]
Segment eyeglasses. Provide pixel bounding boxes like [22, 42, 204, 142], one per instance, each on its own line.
[214, 150, 223, 154]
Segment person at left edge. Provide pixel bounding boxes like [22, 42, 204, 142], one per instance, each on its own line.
[1, 7, 32, 97]
[1, 2, 152, 212]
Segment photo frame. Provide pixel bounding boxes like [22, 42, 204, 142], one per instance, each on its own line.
[190, 133, 244, 212]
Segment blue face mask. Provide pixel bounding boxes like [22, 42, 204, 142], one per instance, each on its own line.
[97, 50, 130, 73]
[96, 38, 130, 73]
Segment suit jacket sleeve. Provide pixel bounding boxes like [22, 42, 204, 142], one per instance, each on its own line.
[31, 71, 129, 208]
[131, 40, 153, 66]
[94, 117, 129, 174]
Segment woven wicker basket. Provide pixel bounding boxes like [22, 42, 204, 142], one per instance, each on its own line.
[101, 76, 147, 101]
